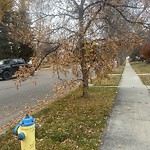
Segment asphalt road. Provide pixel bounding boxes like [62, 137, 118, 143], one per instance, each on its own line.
[0, 69, 71, 129]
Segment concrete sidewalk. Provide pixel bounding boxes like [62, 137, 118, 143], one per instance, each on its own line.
[100, 61, 150, 150]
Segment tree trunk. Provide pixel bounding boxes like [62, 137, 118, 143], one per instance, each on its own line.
[117, 48, 126, 66]
[79, 1, 89, 98]
[81, 54, 89, 98]
[79, 29, 89, 97]
[82, 71, 89, 97]
[79, 38, 89, 97]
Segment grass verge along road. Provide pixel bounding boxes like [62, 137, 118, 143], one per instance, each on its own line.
[131, 62, 150, 85]
[0, 66, 123, 150]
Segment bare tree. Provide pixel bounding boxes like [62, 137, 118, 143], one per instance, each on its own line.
[26, 0, 149, 97]
[0, 0, 149, 96]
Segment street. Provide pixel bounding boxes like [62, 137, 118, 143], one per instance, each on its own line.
[0, 69, 71, 129]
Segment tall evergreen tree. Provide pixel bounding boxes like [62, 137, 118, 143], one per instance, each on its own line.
[10, 0, 34, 61]
[0, 0, 34, 61]
[0, 12, 13, 59]
[0, 0, 14, 59]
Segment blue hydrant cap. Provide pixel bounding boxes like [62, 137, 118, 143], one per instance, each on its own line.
[19, 115, 35, 126]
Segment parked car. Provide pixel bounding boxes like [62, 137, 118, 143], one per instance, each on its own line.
[0, 58, 28, 80]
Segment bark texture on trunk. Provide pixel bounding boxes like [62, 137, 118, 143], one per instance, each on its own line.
[78, 0, 89, 97]
[117, 48, 126, 67]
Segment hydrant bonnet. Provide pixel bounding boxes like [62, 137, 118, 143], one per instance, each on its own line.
[20, 115, 35, 126]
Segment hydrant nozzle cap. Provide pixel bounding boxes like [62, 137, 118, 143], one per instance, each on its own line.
[20, 115, 35, 126]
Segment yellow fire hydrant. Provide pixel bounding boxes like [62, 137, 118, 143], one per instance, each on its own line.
[14, 115, 36, 150]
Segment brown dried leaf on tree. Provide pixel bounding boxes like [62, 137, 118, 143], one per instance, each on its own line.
[4, 0, 149, 97]
[140, 42, 150, 59]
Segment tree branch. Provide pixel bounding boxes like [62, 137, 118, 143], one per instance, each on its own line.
[84, 6, 103, 34]
[83, 0, 104, 12]
[0, 21, 7, 29]
[34, 44, 61, 72]
[56, 68, 63, 80]
[134, 7, 147, 22]
[106, 2, 146, 9]
[33, 13, 79, 23]
[105, 3, 150, 28]
[45, 26, 76, 36]
[115, 7, 150, 27]
[70, 0, 80, 9]
[81, 0, 86, 6]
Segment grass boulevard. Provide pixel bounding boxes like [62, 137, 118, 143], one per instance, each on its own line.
[131, 62, 150, 86]
[0, 62, 149, 150]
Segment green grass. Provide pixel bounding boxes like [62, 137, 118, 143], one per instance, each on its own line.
[130, 62, 150, 74]
[112, 65, 124, 74]
[138, 75, 150, 85]
[0, 87, 117, 150]
[131, 62, 150, 85]
[91, 65, 124, 86]
[0, 65, 124, 150]
[92, 75, 121, 86]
